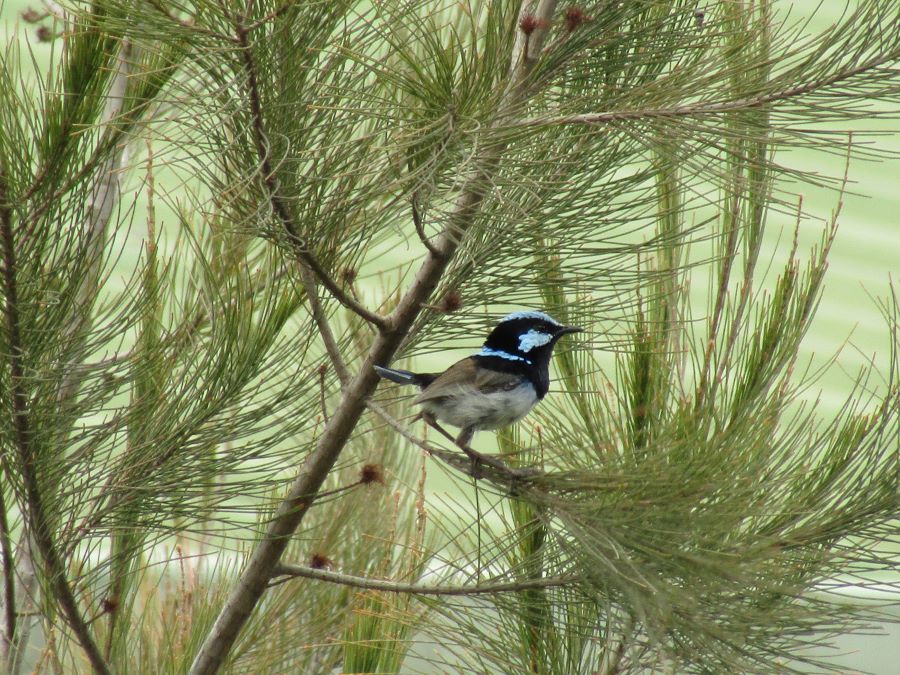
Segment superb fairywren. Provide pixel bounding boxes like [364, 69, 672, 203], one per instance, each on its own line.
[374, 311, 581, 468]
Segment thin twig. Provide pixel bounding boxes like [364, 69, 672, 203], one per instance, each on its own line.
[318, 364, 329, 423]
[419, 413, 536, 477]
[411, 195, 444, 258]
[367, 402, 543, 486]
[515, 54, 900, 128]
[298, 264, 350, 386]
[244, 2, 294, 33]
[235, 21, 388, 331]
[270, 562, 575, 596]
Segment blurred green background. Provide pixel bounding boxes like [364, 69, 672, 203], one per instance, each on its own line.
[2, 1, 897, 672]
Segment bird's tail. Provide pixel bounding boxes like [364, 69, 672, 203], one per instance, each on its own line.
[373, 365, 422, 386]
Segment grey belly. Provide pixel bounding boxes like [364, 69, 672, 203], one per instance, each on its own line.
[421, 382, 538, 430]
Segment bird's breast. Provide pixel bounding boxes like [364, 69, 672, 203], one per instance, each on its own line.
[420, 381, 539, 431]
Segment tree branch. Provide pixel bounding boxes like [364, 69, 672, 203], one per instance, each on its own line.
[271, 562, 575, 596]
[235, 20, 388, 331]
[189, 3, 560, 673]
[0, 172, 111, 674]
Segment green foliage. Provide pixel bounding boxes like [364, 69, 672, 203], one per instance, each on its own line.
[0, 1, 897, 673]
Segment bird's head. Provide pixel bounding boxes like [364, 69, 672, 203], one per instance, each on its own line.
[478, 311, 581, 367]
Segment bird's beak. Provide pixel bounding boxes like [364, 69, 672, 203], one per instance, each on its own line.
[557, 325, 583, 336]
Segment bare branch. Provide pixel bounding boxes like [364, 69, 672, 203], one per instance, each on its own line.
[271, 562, 575, 596]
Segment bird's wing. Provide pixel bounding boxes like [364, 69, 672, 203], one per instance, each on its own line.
[474, 365, 525, 393]
[414, 358, 522, 404]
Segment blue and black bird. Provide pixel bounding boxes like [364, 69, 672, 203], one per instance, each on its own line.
[374, 311, 581, 466]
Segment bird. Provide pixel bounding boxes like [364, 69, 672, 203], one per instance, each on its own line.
[374, 310, 581, 470]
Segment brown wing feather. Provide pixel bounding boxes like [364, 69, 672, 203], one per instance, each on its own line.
[414, 357, 522, 404]
[474, 366, 525, 393]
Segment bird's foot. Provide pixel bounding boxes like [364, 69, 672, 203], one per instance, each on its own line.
[460, 445, 539, 482]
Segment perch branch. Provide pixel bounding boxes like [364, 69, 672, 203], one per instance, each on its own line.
[411, 195, 444, 258]
[366, 402, 543, 485]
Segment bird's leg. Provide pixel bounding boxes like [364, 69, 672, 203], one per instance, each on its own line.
[420, 415, 534, 481]
[418, 412, 458, 445]
[453, 427, 484, 478]
[455, 426, 475, 449]
[455, 427, 530, 477]
[418, 416, 483, 478]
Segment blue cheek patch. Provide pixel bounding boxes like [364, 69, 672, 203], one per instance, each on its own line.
[478, 347, 533, 365]
[518, 329, 553, 353]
